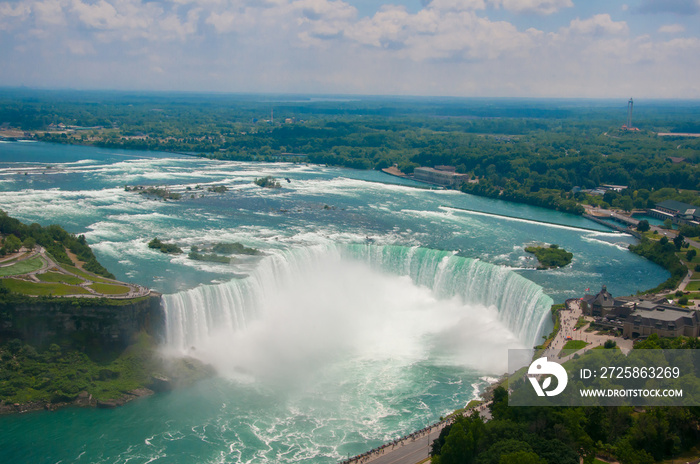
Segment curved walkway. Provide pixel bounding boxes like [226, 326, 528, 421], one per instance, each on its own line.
[1, 245, 151, 299]
[542, 299, 632, 365]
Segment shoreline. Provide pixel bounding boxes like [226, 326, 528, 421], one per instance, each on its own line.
[0, 387, 155, 416]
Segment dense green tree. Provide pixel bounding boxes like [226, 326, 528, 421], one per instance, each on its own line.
[1, 234, 21, 254]
[673, 234, 686, 251]
[498, 451, 546, 464]
[21, 236, 36, 250]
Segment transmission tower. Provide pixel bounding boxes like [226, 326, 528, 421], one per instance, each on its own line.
[627, 98, 633, 129]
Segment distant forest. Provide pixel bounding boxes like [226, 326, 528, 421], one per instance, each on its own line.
[1, 89, 699, 214]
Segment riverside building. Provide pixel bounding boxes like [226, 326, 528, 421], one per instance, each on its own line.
[581, 286, 700, 339]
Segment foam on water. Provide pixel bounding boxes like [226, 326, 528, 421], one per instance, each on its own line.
[163, 243, 551, 383]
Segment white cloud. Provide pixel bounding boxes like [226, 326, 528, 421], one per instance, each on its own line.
[70, 0, 151, 31]
[292, 0, 357, 43]
[658, 23, 685, 34]
[343, 5, 539, 61]
[562, 14, 629, 36]
[292, 0, 356, 20]
[65, 38, 96, 54]
[34, 0, 67, 25]
[0, 0, 699, 98]
[205, 10, 238, 32]
[426, 0, 487, 11]
[489, 0, 573, 14]
[0, 1, 31, 30]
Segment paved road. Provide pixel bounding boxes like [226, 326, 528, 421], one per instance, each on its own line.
[363, 429, 436, 464]
[344, 404, 493, 464]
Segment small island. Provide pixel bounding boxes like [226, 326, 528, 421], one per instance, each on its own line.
[187, 242, 261, 263]
[148, 238, 183, 254]
[125, 185, 182, 201]
[188, 246, 231, 263]
[253, 176, 281, 188]
[525, 244, 573, 269]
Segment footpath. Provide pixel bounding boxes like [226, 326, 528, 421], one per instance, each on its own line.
[340, 403, 492, 464]
[0, 245, 150, 299]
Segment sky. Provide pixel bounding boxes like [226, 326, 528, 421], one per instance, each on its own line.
[1, 0, 699, 98]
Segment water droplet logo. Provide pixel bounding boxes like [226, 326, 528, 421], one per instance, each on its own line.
[528, 357, 568, 397]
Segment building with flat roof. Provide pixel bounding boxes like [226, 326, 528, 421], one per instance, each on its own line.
[413, 166, 469, 187]
[648, 200, 700, 226]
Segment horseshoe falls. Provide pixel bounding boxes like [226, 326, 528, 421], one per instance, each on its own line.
[163, 244, 552, 361]
[0, 142, 668, 464]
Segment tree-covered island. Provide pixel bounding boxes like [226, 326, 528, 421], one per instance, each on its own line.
[525, 244, 574, 269]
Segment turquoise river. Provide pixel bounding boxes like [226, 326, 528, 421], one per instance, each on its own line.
[0, 141, 667, 463]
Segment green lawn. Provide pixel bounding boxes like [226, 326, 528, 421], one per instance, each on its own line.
[560, 339, 590, 356]
[89, 282, 130, 295]
[35, 271, 83, 285]
[0, 254, 22, 265]
[2, 278, 91, 296]
[686, 280, 700, 292]
[0, 256, 44, 277]
[62, 264, 113, 283]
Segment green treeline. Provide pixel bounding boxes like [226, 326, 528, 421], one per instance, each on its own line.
[432, 385, 700, 464]
[2, 91, 698, 215]
[628, 237, 687, 292]
[0, 210, 114, 279]
[525, 245, 573, 269]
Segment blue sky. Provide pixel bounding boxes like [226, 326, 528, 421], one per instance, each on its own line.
[0, 0, 699, 97]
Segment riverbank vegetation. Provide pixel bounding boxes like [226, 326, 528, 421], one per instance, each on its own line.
[0, 333, 156, 404]
[0, 333, 213, 409]
[2, 90, 698, 217]
[431, 386, 700, 464]
[525, 244, 573, 269]
[628, 237, 687, 292]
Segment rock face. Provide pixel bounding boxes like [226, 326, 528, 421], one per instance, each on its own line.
[0, 293, 164, 349]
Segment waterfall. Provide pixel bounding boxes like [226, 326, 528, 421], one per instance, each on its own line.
[162, 244, 553, 353]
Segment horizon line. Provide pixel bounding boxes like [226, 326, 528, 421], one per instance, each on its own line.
[2, 86, 700, 103]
